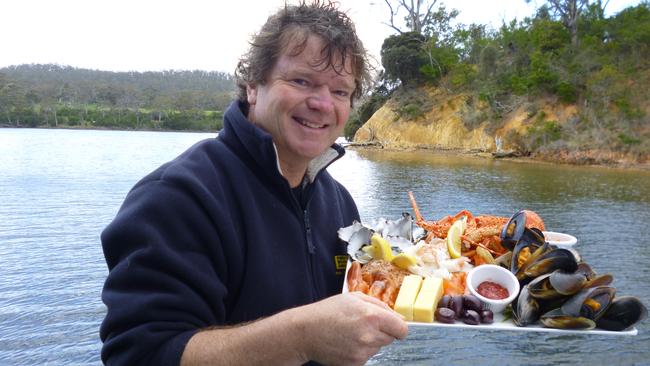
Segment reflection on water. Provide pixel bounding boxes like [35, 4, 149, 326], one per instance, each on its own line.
[1, 129, 649, 365]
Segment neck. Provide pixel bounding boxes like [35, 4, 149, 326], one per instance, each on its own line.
[278, 158, 307, 188]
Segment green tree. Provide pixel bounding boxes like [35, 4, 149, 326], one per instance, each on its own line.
[381, 32, 428, 85]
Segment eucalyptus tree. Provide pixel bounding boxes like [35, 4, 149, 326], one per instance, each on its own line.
[380, 0, 460, 85]
[528, 0, 611, 47]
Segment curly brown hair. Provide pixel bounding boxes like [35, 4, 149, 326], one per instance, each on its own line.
[234, 0, 371, 108]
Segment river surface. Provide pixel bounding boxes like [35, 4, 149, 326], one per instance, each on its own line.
[1, 128, 649, 365]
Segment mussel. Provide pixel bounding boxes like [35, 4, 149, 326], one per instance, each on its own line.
[513, 285, 540, 326]
[529, 264, 593, 300]
[517, 248, 579, 283]
[596, 296, 648, 331]
[501, 210, 528, 251]
[510, 229, 547, 275]
[528, 273, 564, 300]
[538, 308, 596, 330]
[539, 286, 616, 330]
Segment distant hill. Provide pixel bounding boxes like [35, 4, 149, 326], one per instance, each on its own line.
[0, 64, 236, 131]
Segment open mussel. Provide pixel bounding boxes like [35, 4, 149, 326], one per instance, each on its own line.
[561, 286, 615, 320]
[596, 296, 648, 331]
[538, 308, 597, 330]
[516, 248, 579, 284]
[513, 285, 540, 326]
[501, 210, 528, 251]
[510, 229, 547, 275]
[539, 286, 616, 330]
[528, 273, 564, 300]
[547, 263, 593, 296]
[530, 263, 591, 297]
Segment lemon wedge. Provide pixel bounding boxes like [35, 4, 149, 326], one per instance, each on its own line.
[371, 233, 394, 261]
[447, 219, 464, 259]
[459, 215, 468, 231]
[391, 253, 418, 270]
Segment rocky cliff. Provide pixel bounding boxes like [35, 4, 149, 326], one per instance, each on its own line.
[353, 86, 578, 155]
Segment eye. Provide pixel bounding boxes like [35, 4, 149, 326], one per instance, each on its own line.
[292, 78, 308, 86]
[333, 90, 349, 98]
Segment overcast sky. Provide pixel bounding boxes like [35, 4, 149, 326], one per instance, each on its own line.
[0, 0, 641, 73]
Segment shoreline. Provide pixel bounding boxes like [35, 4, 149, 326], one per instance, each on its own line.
[346, 144, 650, 173]
[0, 125, 217, 134]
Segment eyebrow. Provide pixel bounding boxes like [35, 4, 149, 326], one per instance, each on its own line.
[282, 66, 355, 91]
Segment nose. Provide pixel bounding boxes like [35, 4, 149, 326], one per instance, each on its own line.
[306, 85, 335, 114]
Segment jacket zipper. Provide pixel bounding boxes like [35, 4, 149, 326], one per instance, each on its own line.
[303, 209, 315, 254]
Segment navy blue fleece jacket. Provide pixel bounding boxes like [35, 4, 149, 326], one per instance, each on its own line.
[100, 101, 360, 365]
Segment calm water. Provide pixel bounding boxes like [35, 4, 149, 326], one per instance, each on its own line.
[1, 128, 649, 365]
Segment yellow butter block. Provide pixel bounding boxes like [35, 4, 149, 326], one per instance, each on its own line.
[413, 277, 444, 323]
[393, 275, 423, 321]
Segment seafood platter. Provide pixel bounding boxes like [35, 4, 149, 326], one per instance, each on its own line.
[338, 192, 647, 335]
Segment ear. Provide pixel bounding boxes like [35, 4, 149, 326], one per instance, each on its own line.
[246, 84, 257, 105]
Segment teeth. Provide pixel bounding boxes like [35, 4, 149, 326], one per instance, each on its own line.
[296, 118, 324, 129]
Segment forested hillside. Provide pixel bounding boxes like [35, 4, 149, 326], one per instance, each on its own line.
[0, 64, 235, 131]
[347, 1, 650, 163]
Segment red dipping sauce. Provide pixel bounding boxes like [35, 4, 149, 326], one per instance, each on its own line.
[477, 281, 509, 300]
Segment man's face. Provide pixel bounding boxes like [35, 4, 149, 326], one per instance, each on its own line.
[246, 35, 356, 169]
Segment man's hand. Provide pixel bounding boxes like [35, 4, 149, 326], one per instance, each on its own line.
[181, 292, 408, 366]
[292, 292, 409, 366]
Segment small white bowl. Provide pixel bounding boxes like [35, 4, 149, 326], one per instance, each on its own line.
[543, 231, 578, 249]
[466, 264, 520, 314]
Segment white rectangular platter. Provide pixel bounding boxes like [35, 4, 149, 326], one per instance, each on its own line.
[342, 261, 637, 336]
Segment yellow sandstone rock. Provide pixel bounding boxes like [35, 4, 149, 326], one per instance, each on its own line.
[413, 277, 444, 323]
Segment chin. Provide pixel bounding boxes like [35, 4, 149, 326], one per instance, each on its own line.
[295, 144, 329, 160]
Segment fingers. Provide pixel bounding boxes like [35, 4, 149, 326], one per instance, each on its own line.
[348, 292, 409, 340]
[378, 314, 409, 340]
[350, 291, 392, 311]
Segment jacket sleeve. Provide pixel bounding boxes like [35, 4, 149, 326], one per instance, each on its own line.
[100, 178, 235, 365]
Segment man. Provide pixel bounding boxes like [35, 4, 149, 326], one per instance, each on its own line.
[100, 1, 408, 365]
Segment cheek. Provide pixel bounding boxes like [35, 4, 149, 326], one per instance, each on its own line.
[336, 105, 351, 126]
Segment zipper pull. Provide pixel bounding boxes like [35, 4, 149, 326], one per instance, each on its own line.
[304, 209, 315, 254]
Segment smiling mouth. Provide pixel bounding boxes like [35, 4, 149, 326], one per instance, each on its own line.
[294, 117, 325, 129]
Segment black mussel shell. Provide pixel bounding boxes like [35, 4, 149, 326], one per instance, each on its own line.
[519, 248, 579, 282]
[540, 308, 596, 330]
[561, 286, 615, 321]
[528, 273, 564, 300]
[596, 296, 648, 331]
[501, 210, 527, 251]
[511, 233, 548, 275]
[548, 268, 590, 296]
[513, 285, 540, 326]
[583, 273, 614, 289]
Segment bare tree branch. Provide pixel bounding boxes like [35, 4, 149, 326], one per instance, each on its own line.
[382, 0, 440, 35]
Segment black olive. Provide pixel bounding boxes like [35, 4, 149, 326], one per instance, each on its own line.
[463, 294, 483, 312]
[450, 295, 464, 318]
[480, 309, 494, 324]
[462, 309, 481, 325]
[435, 307, 456, 324]
[439, 295, 451, 309]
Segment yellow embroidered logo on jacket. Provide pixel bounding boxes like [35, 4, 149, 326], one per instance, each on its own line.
[334, 255, 348, 275]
